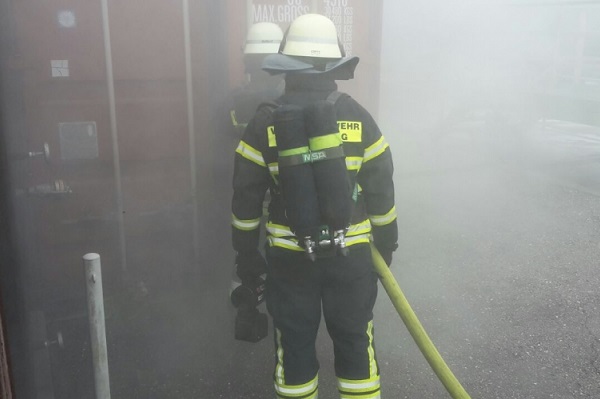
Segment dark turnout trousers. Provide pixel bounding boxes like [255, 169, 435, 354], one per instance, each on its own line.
[266, 244, 381, 399]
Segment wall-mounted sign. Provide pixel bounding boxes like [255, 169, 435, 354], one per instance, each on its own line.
[57, 10, 76, 28]
[51, 60, 69, 77]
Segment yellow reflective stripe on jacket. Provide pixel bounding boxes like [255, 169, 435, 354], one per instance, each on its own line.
[345, 234, 371, 246]
[231, 214, 261, 231]
[268, 231, 370, 251]
[369, 206, 397, 227]
[236, 140, 266, 167]
[309, 133, 343, 151]
[268, 237, 305, 251]
[347, 219, 371, 237]
[346, 156, 363, 171]
[266, 222, 293, 238]
[363, 136, 389, 163]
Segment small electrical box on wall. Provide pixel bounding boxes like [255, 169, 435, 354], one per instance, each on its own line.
[58, 122, 99, 160]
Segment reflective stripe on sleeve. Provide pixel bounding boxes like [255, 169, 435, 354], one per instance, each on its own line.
[363, 136, 389, 163]
[236, 140, 266, 167]
[231, 214, 261, 231]
[369, 206, 397, 227]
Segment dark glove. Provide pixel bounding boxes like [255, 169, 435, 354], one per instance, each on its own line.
[230, 276, 268, 343]
[235, 250, 267, 282]
[372, 221, 398, 267]
[375, 243, 398, 267]
[230, 276, 265, 309]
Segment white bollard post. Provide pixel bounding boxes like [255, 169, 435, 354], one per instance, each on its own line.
[83, 253, 111, 399]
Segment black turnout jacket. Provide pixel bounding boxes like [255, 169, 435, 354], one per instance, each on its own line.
[231, 75, 397, 256]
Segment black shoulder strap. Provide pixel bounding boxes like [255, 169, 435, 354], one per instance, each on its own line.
[256, 99, 282, 114]
[326, 91, 348, 106]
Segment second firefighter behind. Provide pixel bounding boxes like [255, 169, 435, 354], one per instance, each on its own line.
[231, 14, 398, 399]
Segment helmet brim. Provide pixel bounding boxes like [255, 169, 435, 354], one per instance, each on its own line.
[262, 54, 359, 80]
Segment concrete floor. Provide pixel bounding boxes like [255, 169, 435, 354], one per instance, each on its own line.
[50, 122, 600, 399]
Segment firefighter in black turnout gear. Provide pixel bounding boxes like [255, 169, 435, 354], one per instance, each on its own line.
[231, 14, 397, 399]
[215, 22, 284, 207]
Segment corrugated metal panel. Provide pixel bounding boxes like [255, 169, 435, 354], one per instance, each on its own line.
[0, 311, 13, 399]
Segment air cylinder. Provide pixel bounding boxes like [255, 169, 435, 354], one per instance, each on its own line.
[273, 104, 321, 241]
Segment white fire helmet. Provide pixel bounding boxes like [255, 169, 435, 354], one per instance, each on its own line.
[244, 22, 284, 55]
[279, 14, 345, 59]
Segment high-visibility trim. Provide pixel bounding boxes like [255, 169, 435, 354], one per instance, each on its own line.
[230, 110, 238, 126]
[275, 328, 285, 385]
[366, 320, 378, 377]
[268, 237, 305, 252]
[344, 234, 371, 246]
[338, 121, 363, 142]
[236, 141, 266, 167]
[268, 232, 370, 251]
[338, 376, 381, 391]
[345, 156, 363, 171]
[336, 322, 380, 398]
[268, 162, 279, 175]
[339, 390, 380, 399]
[308, 133, 343, 151]
[266, 222, 294, 237]
[363, 137, 389, 163]
[231, 214, 261, 231]
[279, 146, 310, 157]
[268, 126, 277, 147]
[346, 220, 371, 237]
[274, 374, 319, 398]
[338, 377, 380, 398]
[369, 206, 397, 227]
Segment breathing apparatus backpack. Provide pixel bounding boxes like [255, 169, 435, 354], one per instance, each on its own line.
[271, 91, 354, 260]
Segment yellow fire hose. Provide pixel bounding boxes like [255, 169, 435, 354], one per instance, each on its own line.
[370, 243, 472, 399]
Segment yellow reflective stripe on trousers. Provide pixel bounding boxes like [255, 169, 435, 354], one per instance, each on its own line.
[366, 320, 378, 377]
[338, 377, 381, 399]
[236, 140, 266, 167]
[275, 328, 285, 386]
[273, 328, 319, 398]
[231, 214, 261, 231]
[337, 321, 380, 399]
[363, 136, 389, 163]
[275, 375, 319, 398]
[369, 206, 397, 227]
